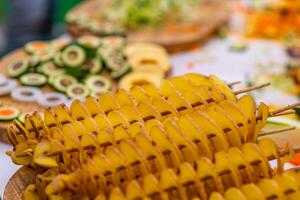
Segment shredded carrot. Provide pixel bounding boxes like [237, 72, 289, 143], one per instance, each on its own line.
[0, 109, 14, 116]
[290, 153, 300, 166]
[32, 42, 47, 49]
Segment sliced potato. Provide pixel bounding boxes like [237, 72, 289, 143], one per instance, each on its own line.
[120, 72, 162, 91]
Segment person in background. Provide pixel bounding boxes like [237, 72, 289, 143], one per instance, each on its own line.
[4, 0, 56, 53]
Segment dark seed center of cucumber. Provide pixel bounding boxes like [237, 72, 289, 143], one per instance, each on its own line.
[95, 80, 104, 87]
[83, 61, 94, 69]
[28, 77, 39, 81]
[72, 87, 84, 94]
[13, 62, 23, 70]
[68, 51, 78, 59]
[60, 79, 72, 87]
[21, 91, 33, 96]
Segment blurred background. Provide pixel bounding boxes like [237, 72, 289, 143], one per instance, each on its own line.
[0, 0, 82, 56]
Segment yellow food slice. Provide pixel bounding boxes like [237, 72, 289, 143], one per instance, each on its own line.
[70, 100, 91, 121]
[195, 157, 224, 196]
[242, 143, 271, 179]
[150, 125, 183, 168]
[209, 75, 236, 101]
[240, 183, 265, 200]
[134, 133, 166, 174]
[258, 138, 282, 173]
[85, 96, 105, 117]
[224, 188, 248, 200]
[257, 179, 285, 200]
[159, 169, 185, 199]
[132, 63, 164, 78]
[217, 101, 248, 142]
[237, 95, 257, 141]
[126, 180, 144, 200]
[128, 50, 170, 74]
[98, 92, 120, 114]
[141, 82, 161, 98]
[227, 147, 254, 184]
[120, 72, 162, 91]
[115, 89, 136, 107]
[125, 42, 167, 58]
[214, 151, 242, 189]
[175, 116, 214, 159]
[205, 104, 244, 146]
[163, 119, 200, 163]
[253, 102, 269, 141]
[186, 112, 229, 152]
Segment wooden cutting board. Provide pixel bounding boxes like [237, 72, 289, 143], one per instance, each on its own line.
[0, 49, 118, 144]
[67, 0, 230, 53]
[4, 128, 300, 200]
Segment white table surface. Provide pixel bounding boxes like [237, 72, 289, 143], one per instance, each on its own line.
[0, 36, 298, 198]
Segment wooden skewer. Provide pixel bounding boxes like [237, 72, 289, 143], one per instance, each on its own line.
[270, 102, 300, 116]
[234, 83, 271, 95]
[259, 126, 296, 137]
[280, 146, 300, 157]
[268, 110, 296, 118]
[227, 81, 241, 87]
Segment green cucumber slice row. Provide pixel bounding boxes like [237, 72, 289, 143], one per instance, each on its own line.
[85, 75, 111, 93]
[20, 73, 47, 87]
[0, 106, 20, 121]
[52, 74, 77, 92]
[66, 83, 90, 99]
[81, 58, 102, 74]
[7, 58, 29, 78]
[37, 61, 64, 76]
[62, 45, 86, 67]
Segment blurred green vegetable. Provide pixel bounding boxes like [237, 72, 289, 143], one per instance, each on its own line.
[105, 0, 200, 28]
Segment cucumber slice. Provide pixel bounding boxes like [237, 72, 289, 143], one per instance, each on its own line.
[77, 35, 101, 49]
[7, 58, 29, 78]
[82, 58, 102, 74]
[37, 61, 64, 76]
[53, 52, 64, 67]
[17, 112, 31, 124]
[29, 54, 41, 68]
[66, 83, 90, 99]
[49, 38, 71, 52]
[39, 50, 55, 62]
[78, 35, 101, 47]
[98, 48, 126, 71]
[0, 106, 20, 121]
[85, 75, 111, 93]
[62, 45, 86, 67]
[52, 74, 77, 92]
[111, 63, 131, 79]
[20, 73, 47, 87]
[24, 41, 49, 55]
[48, 75, 57, 86]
